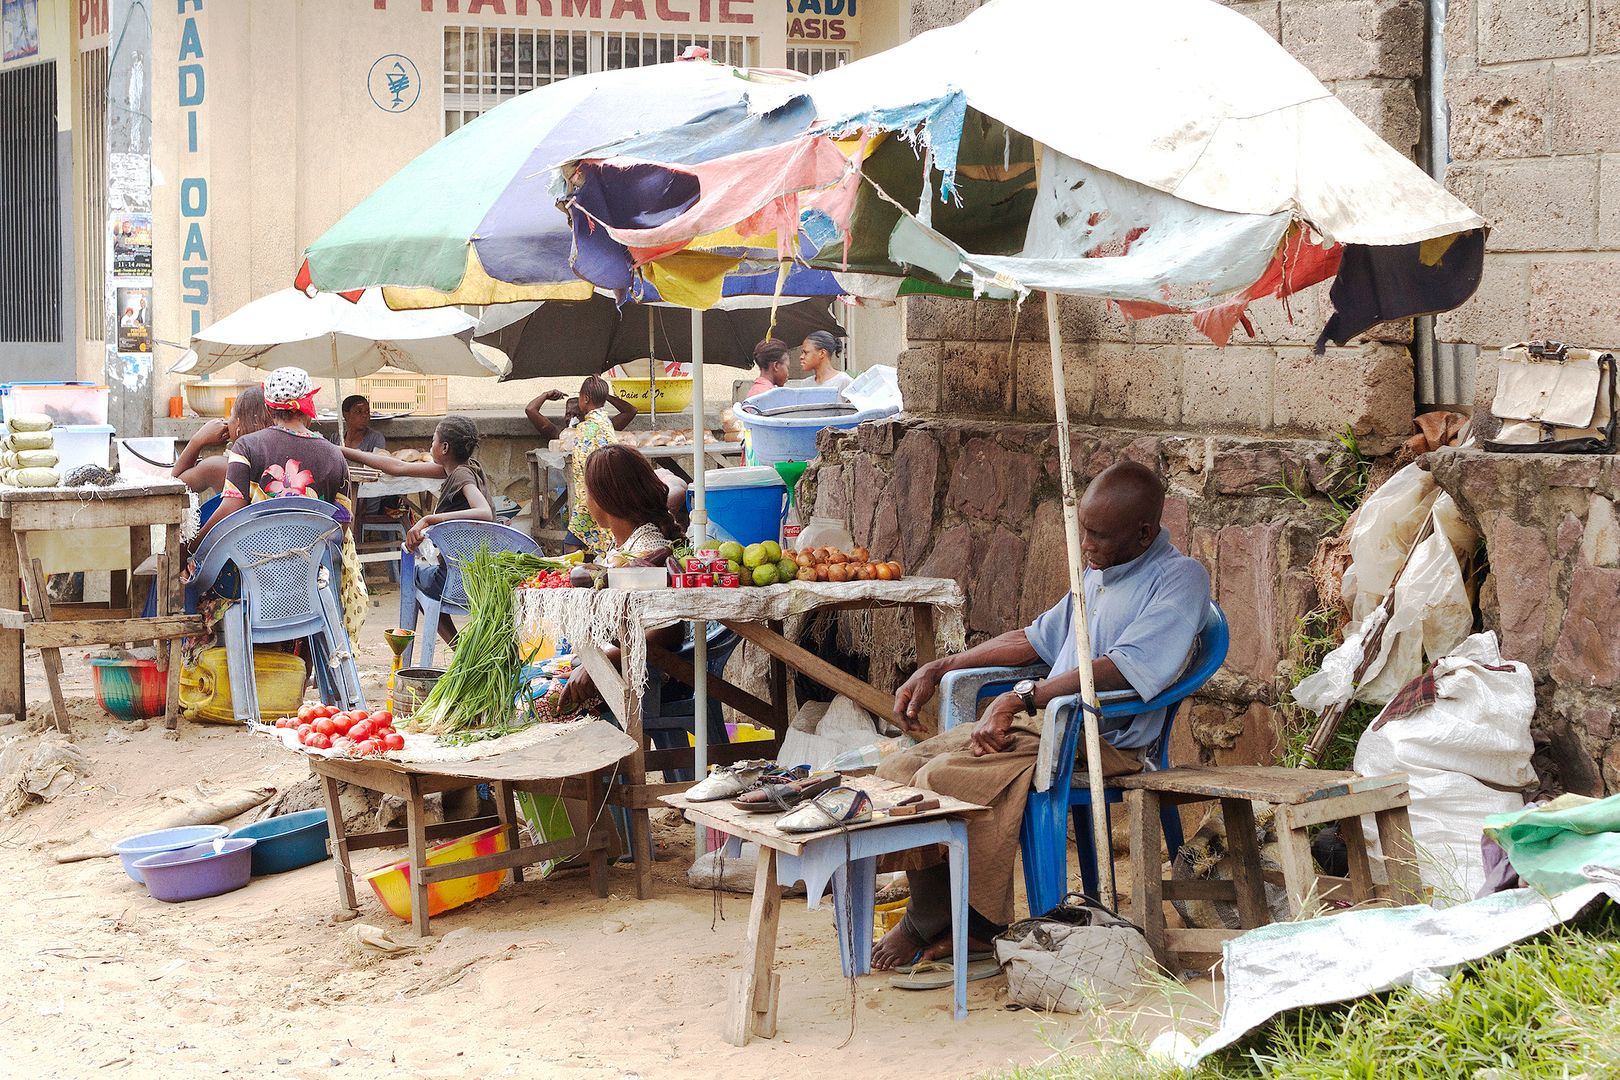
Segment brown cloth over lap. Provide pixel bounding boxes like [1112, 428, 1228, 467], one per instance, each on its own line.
[875, 717, 1143, 927]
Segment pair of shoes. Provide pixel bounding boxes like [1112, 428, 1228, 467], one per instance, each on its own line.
[685, 759, 781, 802]
[889, 957, 1000, 990]
[731, 771, 838, 814]
[777, 786, 874, 833]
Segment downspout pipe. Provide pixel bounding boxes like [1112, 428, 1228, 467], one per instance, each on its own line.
[1415, 0, 1449, 404]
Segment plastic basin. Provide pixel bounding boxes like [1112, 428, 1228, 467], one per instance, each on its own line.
[113, 825, 230, 884]
[363, 825, 510, 922]
[183, 380, 258, 417]
[135, 838, 257, 902]
[228, 809, 331, 876]
[90, 657, 166, 721]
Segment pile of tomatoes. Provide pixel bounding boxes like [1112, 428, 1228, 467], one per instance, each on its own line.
[519, 569, 573, 590]
[273, 702, 404, 756]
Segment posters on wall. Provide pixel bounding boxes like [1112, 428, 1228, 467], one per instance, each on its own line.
[2, 0, 38, 62]
[113, 213, 152, 277]
[116, 287, 152, 354]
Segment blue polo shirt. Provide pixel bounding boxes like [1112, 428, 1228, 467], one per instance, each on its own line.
[1025, 530, 1211, 751]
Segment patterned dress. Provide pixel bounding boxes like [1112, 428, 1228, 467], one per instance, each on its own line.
[566, 406, 620, 558]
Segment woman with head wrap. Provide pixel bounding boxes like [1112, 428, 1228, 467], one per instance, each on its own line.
[795, 330, 853, 392]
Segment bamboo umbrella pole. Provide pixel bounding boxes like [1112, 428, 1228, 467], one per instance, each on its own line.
[1043, 291, 1115, 909]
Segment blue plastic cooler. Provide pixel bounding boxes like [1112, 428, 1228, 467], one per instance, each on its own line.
[692, 466, 786, 547]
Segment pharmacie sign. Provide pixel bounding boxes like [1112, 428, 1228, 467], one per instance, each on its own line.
[786, 0, 857, 41]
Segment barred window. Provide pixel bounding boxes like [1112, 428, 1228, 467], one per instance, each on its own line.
[79, 47, 108, 341]
[0, 60, 62, 344]
[442, 27, 760, 133]
[786, 46, 849, 75]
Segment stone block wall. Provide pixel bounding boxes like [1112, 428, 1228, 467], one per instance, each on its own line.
[806, 415, 1358, 767]
[1427, 448, 1620, 795]
[1441, 0, 1620, 410]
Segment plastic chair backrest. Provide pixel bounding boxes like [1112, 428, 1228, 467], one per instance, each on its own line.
[424, 519, 542, 610]
[1099, 600, 1229, 764]
[193, 498, 346, 633]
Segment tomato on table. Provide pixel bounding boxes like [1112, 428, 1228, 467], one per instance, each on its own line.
[382, 732, 405, 752]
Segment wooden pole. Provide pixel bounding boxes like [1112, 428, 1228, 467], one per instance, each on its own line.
[690, 307, 710, 848]
[1044, 291, 1115, 909]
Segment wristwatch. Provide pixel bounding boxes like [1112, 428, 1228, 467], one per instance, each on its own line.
[1012, 679, 1039, 716]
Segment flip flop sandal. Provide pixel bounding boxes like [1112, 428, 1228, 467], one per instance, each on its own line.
[685, 759, 782, 802]
[893, 950, 993, 974]
[889, 958, 1000, 991]
[778, 786, 874, 833]
[731, 772, 838, 813]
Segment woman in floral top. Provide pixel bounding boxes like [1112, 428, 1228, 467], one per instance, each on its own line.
[566, 375, 623, 559]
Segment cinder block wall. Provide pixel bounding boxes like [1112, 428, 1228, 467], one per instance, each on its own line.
[1438, 0, 1620, 408]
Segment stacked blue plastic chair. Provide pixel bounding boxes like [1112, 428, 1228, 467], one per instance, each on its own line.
[939, 601, 1229, 917]
[398, 519, 540, 668]
[640, 623, 742, 783]
[190, 496, 366, 724]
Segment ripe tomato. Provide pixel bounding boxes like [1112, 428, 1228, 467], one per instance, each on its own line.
[354, 739, 379, 757]
[296, 723, 313, 740]
[330, 712, 352, 734]
[332, 736, 354, 754]
[297, 704, 318, 722]
[371, 710, 393, 727]
[306, 733, 331, 750]
[351, 710, 369, 723]
[312, 717, 336, 737]
[382, 732, 405, 752]
[348, 720, 373, 743]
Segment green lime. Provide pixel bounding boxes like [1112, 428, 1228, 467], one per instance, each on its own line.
[742, 543, 767, 568]
[777, 557, 799, 581]
[718, 541, 745, 564]
[751, 564, 780, 587]
[761, 540, 782, 563]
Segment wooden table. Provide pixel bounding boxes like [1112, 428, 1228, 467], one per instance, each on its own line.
[527, 440, 743, 550]
[0, 481, 202, 731]
[515, 578, 966, 901]
[667, 775, 987, 1045]
[310, 716, 634, 937]
[1118, 765, 1424, 972]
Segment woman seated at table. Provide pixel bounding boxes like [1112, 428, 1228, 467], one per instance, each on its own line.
[340, 415, 495, 647]
[558, 444, 685, 713]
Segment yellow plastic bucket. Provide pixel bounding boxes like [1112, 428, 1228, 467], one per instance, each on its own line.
[179, 646, 307, 724]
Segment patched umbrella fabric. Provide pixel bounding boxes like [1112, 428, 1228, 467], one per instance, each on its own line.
[562, 0, 1487, 348]
[172, 288, 508, 379]
[295, 59, 809, 309]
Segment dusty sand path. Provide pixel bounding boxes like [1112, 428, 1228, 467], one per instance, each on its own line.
[0, 586, 1215, 1079]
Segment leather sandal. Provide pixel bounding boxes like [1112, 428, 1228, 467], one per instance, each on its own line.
[777, 786, 874, 833]
[730, 772, 840, 813]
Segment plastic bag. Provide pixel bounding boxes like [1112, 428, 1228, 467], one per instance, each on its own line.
[994, 893, 1153, 1011]
[840, 364, 902, 413]
[1354, 631, 1535, 904]
[1343, 463, 1439, 620]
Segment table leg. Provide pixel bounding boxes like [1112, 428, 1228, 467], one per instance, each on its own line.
[1376, 805, 1425, 906]
[158, 526, 183, 731]
[620, 616, 654, 900]
[495, 781, 524, 885]
[1341, 813, 1376, 903]
[1129, 790, 1169, 969]
[320, 769, 360, 917]
[912, 605, 938, 666]
[128, 522, 152, 627]
[406, 775, 433, 938]
[765, 619, 789, 732]
[1271, 804, 1321, 917]
[1221, 797, 1270, 930]
[17, 538, 70, 734]
[946, 820, 968, 1021]
[725, 845, 782, 1046]
[586, 772, 610, 899]
[0, 515, 24, 724]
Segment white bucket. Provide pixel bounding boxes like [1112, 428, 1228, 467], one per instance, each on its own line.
[117, 436, 178, 480]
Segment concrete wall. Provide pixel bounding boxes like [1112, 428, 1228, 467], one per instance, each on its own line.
[1439, 0, 1620, 409]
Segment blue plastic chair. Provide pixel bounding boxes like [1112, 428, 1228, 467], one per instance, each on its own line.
[190, 496, 366, 724]
[641, 623, 743, 783]
[939, 601, 1229, 918]
[399, 519, 540, 668]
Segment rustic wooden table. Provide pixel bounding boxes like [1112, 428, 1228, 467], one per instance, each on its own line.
[0, 480, 202, 731]
[667, 775, 987, 1045]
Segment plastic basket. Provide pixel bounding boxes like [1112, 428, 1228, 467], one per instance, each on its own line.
[356, 369, 449, 416]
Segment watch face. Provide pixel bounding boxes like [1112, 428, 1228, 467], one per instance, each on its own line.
[1013, 680, 1036, 695]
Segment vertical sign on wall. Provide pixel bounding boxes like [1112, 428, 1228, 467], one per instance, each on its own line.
[105, 0, 153, 436]
[177, 0, 207, 343]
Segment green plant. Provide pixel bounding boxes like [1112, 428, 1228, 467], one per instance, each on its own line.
[1261, 427, 1371, 530]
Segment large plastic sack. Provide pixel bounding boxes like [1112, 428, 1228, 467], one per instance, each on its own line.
[1483, 793, 1620, 895]
[1354, 632, 1535, 904]
[1342, 463, 1439, 620]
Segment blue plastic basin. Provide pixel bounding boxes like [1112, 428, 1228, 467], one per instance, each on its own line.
[112, 825, 230, 884]
[738, 385, 899, 466]
[228, 809, 332, 876]
[134, 838, 257, 903]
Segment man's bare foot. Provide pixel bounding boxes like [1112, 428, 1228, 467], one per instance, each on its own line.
[872, 920, 928, 971]
[916, 933, 997, 963]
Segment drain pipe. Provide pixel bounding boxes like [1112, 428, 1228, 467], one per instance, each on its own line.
[1415, 0, 1449, 404]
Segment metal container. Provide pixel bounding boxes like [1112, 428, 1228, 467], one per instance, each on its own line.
[392, 666, 445, 724]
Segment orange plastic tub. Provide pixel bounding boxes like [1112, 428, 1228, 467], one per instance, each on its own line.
[362, 825, 509, 921]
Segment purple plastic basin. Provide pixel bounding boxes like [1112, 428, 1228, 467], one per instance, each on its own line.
[133, 838, 257, 903]
[113, 825, 231, 884]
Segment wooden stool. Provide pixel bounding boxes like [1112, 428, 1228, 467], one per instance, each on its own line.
[1117, 766, 1423, 972]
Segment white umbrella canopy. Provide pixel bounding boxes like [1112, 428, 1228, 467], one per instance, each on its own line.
[172, 288, 510, 379]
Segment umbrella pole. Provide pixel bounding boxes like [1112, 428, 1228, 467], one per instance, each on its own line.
[1044, 291, 1115, 910]
[648, 307, 657, 426]
[331, 334, 347, 445]
[690, 306, 710, 847]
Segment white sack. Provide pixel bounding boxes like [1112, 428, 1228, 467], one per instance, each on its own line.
[1354, 632, 1535, 904]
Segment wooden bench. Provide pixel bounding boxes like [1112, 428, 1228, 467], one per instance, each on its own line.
[1117, 765, 1423, 972]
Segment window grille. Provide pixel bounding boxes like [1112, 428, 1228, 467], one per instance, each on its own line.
[0, 60, 62, 344]
[79, 47, 108, 341]
[785, 45, 849, 75]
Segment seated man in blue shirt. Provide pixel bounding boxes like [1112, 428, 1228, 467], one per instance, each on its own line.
[874, 461, 1212, 971]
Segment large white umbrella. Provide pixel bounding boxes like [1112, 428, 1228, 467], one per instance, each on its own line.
[172, 288, 510, 380]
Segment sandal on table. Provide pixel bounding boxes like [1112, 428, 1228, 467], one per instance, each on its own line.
[731, 772, 839, 814]
[685, 759, 782, 802]
[777, 786, 874, 833]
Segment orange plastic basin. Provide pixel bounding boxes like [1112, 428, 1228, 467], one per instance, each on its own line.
[362, 825, 509, 921]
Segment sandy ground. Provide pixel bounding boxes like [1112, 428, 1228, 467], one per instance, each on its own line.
[0, 583, 1217, 1080]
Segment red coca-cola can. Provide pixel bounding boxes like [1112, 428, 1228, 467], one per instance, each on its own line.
[716, 572, 741, 588]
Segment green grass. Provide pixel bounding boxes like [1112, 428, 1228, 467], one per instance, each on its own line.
[990, 907, 1620, 1080]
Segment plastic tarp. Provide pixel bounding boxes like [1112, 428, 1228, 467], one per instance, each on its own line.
[1486, 793, 1620, 895]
